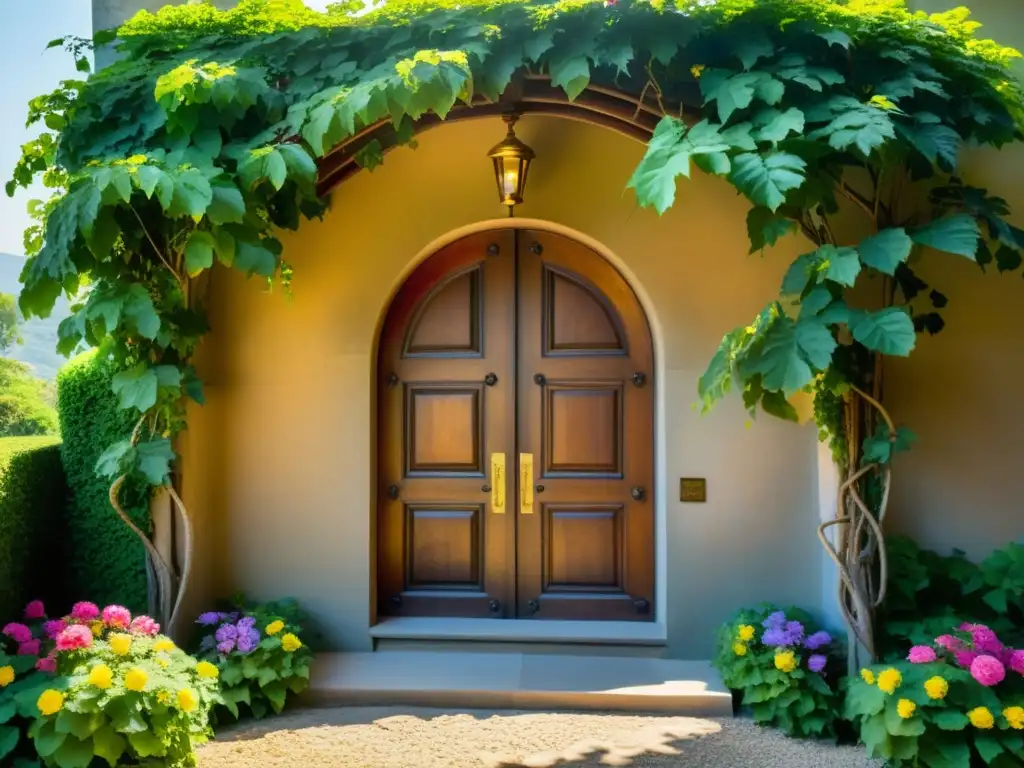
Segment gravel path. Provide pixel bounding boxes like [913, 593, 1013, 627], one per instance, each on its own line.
[197, 707, 880, 768]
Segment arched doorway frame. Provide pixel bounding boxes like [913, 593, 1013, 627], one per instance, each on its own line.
[368, 216, 668, 641]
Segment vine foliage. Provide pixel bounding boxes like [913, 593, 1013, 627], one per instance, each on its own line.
[7, 0, 1023, 644]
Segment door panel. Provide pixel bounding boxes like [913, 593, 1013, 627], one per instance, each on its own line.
[516, 230, 655, 622]
[378, 231, 516, 618]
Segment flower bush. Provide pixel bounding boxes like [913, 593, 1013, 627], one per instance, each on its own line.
[713, 604, 844, 738]
[194, 598, 312, 721]
[847, 622, 1024, 766]
[5, 599, 219, 767]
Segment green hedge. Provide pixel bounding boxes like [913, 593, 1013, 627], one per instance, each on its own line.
[56, 351, 150, 613]
[0, 436, 67, 620]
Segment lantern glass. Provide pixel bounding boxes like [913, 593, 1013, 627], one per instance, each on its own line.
[487, 115, 534, 209]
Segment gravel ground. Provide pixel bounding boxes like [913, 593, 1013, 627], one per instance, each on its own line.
[197, 707, 881, 768]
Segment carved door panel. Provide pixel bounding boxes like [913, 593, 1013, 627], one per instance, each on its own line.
[377, 231, 516, 618]
[514, 230, 655, 621]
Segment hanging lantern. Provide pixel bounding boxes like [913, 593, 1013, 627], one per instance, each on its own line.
[487, 114, 535, 211]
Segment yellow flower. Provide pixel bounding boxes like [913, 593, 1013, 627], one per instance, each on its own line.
[732, 643, 748, 657]
[1003, 706, 1024, 730]
[196, 661, 219, 679]
[860, 668, 875, 685]
[877, 668, 902, 695]
[281, 633, 302, 653]
[266, 620, 285, 636]
[88, 664, 113, 689]
[90, 621, 104, 637]
[124, 667, 148, 692]
[37, 689, 64, 716]
[153, 639, 175, 653]
[924, 676, 948, 700]
[0, 666, 14, 687]
[157, 690, 171, 704]
[690, 64, 705, 78]
[774, 650, 797, 673]
[109, 633, 132, 655]
[897, 699, 916, 719]
[177, 688, 198, 713]
[969, 707, 995, 729]
[737, 625, 755, 642]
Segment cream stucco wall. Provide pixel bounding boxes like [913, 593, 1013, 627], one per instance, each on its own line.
[180, 114, 823, 658]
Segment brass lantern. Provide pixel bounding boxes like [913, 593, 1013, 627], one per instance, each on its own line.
[487, 114, 534, 212]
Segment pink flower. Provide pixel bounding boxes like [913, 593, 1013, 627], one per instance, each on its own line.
[908, 646, 938, 664]
[55, 625, 93, 652]
[129, 616, 159, 636]
[102, 605, 131, 629]
[970, 655, 1006, 687]
[35, 653, 56, 673]
[24, 601, 46, 620]
[1010, 650, 1024, 675]
[43, 619, 66, 639]
[936, 634, 964, 652]
[971, 626, 1003, 655]
[70, 602, 100, 621]
[18, 639, 41, 656]
[955, 650, 979, 668]
[959, 622, 978, 632]
[2, 623, 33, 644]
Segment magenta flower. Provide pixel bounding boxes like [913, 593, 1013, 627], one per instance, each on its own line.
[970, 655, 1006, 687]
[18, 639, 41, 656]
[971, 626, 1003, 655]
[2, 623, 33, 644]
[35, 653, 56, 673]
[908, 646, 938, 664]
[935, 634, 963, 652]
[955, 650, 979, 669]
[55, 625, 93, 652]
[43, 619, 66, 639]
[102, 605, 131, 629]
[70, 602, 100, 622]
[130, 616, 160, 635]
[24, 600, 46, 620]
[808, 654, 827, 673]
[1010, 650, 1024, 676]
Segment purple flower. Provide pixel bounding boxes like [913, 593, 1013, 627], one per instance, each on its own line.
[763, 611, 787, 630]
[971, 655, 1006, 687]
[216, 640, 235, 654]
[785, 621, 805, 645]
[236, 627, 260, 654]
[804, 631, 831, 650]
[808, 654, 827, 673]
[908, 646, 938, 664]
[237, 616, 257, 629]
[197, 612, 222, 626]
[761, 628, 786, 647]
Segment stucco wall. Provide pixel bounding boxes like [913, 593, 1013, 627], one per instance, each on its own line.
[181, 114, 823, 658]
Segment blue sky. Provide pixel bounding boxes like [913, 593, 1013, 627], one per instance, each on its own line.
[1, 1, 332, 257]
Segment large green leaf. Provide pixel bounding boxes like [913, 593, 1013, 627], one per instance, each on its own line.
[549, 53, 590, 101]
[91, 726, 126, 768]
[701, 70, 785, 123]
[729, 151, 806, 211]
[207, 180, 246, 225]
[184, 231, 216, 277]
[53, 735, 94, 768]
[918, 732, 971, 768]
[910, 215, 981, 259]
[749, 317, 815, 394]
[111, 364, 159, 412]
[747, 207, 796, 253]
[33, 720, 66, 758]
[808, 100, 895, 155]
[858, 228, 913, 275]
[897, 120, 960, 168]
[851, 307, 916, 356]
[128, 730, 165, 758]
[135, 438, 175, 485]
[820, 244, 861, 287]
[235, 238, 280, 277]
[931, 710, 969, 731]
[55, 710, 103, 740]
[794, 316, 836, 369]
[754, 108, 805, 144]
[0, 725, 18, 760]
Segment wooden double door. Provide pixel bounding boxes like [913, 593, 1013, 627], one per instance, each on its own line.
[377, 229, 654, 621]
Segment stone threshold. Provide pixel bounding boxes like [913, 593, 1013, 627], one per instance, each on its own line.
[368, 616, 669, 645]
[301, 650, 732, 717]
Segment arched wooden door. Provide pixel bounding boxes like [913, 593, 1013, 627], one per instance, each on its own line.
[377, 229, 654, 622]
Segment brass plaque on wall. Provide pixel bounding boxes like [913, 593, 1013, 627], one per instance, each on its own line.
[680, 478, 707, 503]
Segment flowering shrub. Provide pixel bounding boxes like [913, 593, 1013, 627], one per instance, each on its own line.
[5, 599, 219, 767]
[194, 598, 312, 721]
[713, 604, 844, 738]
[847, 622, 1024, 766]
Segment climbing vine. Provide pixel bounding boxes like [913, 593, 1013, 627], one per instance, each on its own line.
[7, 0, 1023, 647]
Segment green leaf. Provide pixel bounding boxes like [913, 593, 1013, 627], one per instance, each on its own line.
[932, 710, 970, 731]
[133, 166, 166, 199]
[258, 667, 278, 687]
[168, 168, 213, 218]
[782, 253, 817, 295]
[995, 245, 1023, 272]
[754, 108, 805, 144]
[33, 720, 66, 758]
[819, 29, 851, 48]
[184, 231, 216, 277]
[235, 239, 279, 277]
[265, 150, 288, 191]
[279, 143, 318, 186]
[794, 316, 837, 369]
[897, 120, 960, 168]
[862, 423, 917, 464]
[135, 439, 174, 485]
[128, 730, 165, 758]
[884, 701, 926, 737]
[808, 101, 895, 155]
[0, 700, 16, 725]
[918, 732, 971, 768]
[858, 228, 913, 275]
[124, 284, 159, 340]
[56, 710, 103, 740]
[0, 725, 18, 760]
[91, 725, 125, 768]
[747, 207, 796, 253]
[910, 215, 981, 259]
[860, 713, 891, 758]
[820, 244, 861, 287]
[95, 440, 131, 479]
[729, 152, 806, 212]
[548, 54, 590, 101]
[749, 317, 814, 394]
[761, 389, 798, 421]
[207, 180, 246, 225]
[53, 735, 94, 768]
[976, 733, 1005, 764]
[111, 363, 158, 412]
[701, 70, 784, 123]
[214, 228, 236, 266]
[851, 307, 916, 356]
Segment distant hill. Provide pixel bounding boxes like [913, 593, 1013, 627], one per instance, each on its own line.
[0, 252, 71, 381]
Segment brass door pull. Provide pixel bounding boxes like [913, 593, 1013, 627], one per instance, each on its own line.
[520, 453, 534, 515]
[491, 453, 506, 513]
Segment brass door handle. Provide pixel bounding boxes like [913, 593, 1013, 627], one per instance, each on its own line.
[520, 453, 534, 515]
[490, 453, 506, 513]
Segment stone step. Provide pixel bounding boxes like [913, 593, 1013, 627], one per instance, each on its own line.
[301, 651, 733, 717]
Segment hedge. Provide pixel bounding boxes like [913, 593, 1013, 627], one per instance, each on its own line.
[0, 436, 67, 620]
[56, 351, 150, 613]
